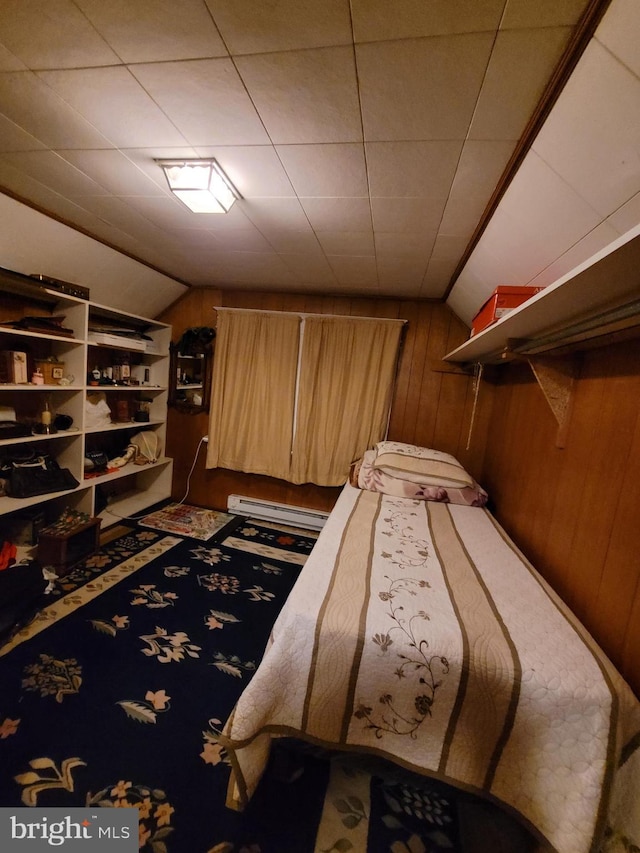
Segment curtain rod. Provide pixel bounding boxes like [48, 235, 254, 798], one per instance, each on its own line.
[213, 306, 406, 323]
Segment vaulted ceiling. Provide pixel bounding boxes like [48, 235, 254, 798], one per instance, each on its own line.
[0, 0, 604, 317]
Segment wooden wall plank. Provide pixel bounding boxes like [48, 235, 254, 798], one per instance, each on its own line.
[481, 339, 640, 696]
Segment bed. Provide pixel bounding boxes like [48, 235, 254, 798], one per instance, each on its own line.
[221, 442, 640, 853]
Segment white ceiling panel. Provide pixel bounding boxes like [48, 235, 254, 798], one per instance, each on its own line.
[0, 150, 110, 197]
[326, 254, 378, 287]
[501, 0, 597, 29]
[316, 231, 375, 256]
[468, 27, 572, 141]
[75, 0, 228, 63]
[276, 143, 368, 197]
[356, 34, 494, 141]
[36, 67, 189, 148]
[235, 47, 362, 144]
[300, 197, 372, 232]
[366, 140, 463, 198]
[370, 197, 444, 233]
[351, 0, 505, 43]
[194, 146, 296, 198]
[57, 149, 168, 197]
[596, 0, 640, 77]
[131, 59, 270, 147]
[0, 0, 120, 70]
[0, 114, 47, 153]
[532, 40, 640, 218]
[281, 252, 338, 285]
[0, 72, 112, 149]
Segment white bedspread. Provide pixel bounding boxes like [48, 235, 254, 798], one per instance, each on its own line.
[222, 485, 640, 853]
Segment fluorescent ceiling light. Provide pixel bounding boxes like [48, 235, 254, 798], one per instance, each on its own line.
[156, 159, 239, 213]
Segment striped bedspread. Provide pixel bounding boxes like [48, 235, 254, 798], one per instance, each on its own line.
[222, 484, 640, 853]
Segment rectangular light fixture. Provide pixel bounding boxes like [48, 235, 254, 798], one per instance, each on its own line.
[156, 158, 240, 213]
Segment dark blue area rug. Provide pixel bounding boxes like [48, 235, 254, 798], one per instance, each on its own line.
[0, 520, 463, 852]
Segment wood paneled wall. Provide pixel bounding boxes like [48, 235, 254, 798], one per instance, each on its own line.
[157, 287, 485, 513]
[480, 339, 640, 696]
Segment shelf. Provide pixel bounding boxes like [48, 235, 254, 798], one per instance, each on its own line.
[0, 276, 172, 528]
[445, 228, 640, 365]
[84, 456, 172, 487]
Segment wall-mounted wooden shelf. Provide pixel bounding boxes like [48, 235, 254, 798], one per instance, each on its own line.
[444, 228, 640, 446]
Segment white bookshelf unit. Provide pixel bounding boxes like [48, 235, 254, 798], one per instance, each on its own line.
[0, 268, 173, 536]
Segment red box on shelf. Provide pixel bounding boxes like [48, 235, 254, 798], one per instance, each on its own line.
[471, 286, 544, 336]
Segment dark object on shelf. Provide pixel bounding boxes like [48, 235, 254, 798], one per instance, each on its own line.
[38, 517, 101, 577]
[84, 450, 109, 472]
[29, 273, 90, 301]
[168, 327, 215, 414]
[0, 421, 32, 439]
[53, 413, 73, 431]
[0, 562, 48, 647]
[4, 315, 75, 337]
[6, 453, 79, 499]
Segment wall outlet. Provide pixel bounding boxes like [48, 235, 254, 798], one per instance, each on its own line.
[202, 435, 209, 443]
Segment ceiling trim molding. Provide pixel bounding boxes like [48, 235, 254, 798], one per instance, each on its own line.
[442, 0, 614, 302]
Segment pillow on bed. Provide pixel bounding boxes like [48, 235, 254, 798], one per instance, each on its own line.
[359, 449, 488, 507]
[372, 441, 475, 489]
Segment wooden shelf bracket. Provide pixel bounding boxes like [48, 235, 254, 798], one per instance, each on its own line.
[527, 355, 578, 448]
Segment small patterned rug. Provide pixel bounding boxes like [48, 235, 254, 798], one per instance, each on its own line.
[138, 502, 242, 540]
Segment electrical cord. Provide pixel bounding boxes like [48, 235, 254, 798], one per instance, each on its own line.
[101, 436, 207, 522]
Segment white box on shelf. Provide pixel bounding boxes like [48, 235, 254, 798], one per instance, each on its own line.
[88, 332, 147, 351]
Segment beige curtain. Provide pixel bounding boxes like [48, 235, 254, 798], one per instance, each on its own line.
[206, 309, 300, 480]
[290, 316, 404, 486]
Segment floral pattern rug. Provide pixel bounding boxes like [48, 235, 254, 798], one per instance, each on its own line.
[0, 520, 463, 852]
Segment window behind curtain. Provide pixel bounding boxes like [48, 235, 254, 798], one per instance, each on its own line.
[205, 309, 300, 481]
[206, 310, 403, 486]
[290, 316, 404, 486]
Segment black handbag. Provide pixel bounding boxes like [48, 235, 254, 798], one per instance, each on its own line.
[8, 454, 79, 498]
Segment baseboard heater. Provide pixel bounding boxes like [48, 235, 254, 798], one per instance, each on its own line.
[227, 494, 329, 531]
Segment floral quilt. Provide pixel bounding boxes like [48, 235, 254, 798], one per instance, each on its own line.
[221, 485, 640, 853]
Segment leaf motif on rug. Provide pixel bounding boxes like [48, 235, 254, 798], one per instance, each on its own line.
[14, 757, 87, 806]
[22, 654, 82, 702]
[139, 628, 201, 663]
[211, 652, 256, 678]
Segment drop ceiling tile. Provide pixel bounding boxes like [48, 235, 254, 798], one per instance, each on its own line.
[370, 197, 443, 233]
[58, 150, 169, 197]
[0, 150, 111, 196]
[204, 0, 351, 54]
[263, 231, 324, 254]
[607, 190, 640, 235]
[194, 145, 295, 197]
[0, 158, 103, 223]
[276, 143, 368, 197]
[300, 197, 372, 231]
[596, 0, 640, 81]
[366, 140, 462, 198]
[66, 195, 174, 243]
[377, 254, 428, 288]
[353, 0, 505, 42]
[469, 27, 571, 141]
[0, 45, 27, 72]
[0, 114, 47, 152]
[202, 227, 276, 253]
[316, 231, 375, 255]
[75, 0, 228, 63]
[501, 0, 592, 29]
[130, 59, 269, 146]
[243, 197, 311, 231]
[439, 140, 515, 237]
[356, 33, 494, 141]
[374, 231, 435, 258]
[235, 47, 362, 144]
[0, 72, 113, 149]
[281, 253, 338, 285]
[421, 233, 469, 293]
[280, 252, 338, 284]
[36, 67, 189, 148]
[326, 254, 378, 286]
[532, 40, 640, 217]
[527, 220, 621, 288]
[198, 251, 295, 285]
[0, 0, 120, 69]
